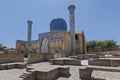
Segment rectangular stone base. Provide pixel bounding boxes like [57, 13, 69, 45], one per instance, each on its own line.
[23, 66, 70, 80]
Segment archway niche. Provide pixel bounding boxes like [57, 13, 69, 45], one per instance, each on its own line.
[41, 38, 49, 53]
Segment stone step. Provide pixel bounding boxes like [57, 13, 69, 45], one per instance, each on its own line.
[19, 72, 31, 78]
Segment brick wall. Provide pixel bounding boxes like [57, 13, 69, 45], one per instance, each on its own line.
[27, 53, 53, 64]
[89, 58, 120, 67]
[89, 59, 111, 66]
[0, 53, 24, 64]
[87, 51, 120, 56]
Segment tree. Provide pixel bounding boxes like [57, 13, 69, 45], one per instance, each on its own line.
[87, 40, 117, 51]
[24, 50, 33, 57]
[87, 40, 96, 49]
[0, 43, 8, 53]
[0, 44, 6, 51]
[106, 40, 116, 50]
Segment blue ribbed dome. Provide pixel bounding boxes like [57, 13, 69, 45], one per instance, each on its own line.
[50, 18, 67, 32]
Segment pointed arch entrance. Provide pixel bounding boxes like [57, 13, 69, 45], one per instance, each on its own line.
[41, 38, 49, 53]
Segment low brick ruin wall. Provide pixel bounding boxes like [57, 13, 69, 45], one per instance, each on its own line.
[89, 51, 120, 56]
[27, 53, 54, 64]
[64, 59, 81, 65]
[79, 54, 100, 59]
[70, 54, 102, 60]
[50, 58, 81, 65]
[89, 58, 120, 67]
[0, 62, 26, 70]
[89, 59, 111, 66]
[0, 53, 24, 64]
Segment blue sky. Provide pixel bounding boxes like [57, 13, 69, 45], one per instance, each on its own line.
[0, 0, 120, 48]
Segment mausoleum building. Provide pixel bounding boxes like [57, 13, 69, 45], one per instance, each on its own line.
[16, 5, 86, 58]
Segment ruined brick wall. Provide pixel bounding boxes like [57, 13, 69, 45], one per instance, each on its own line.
[16, 40, 27, 53]
[63, 32, 72, 56]
[89, 58, 120, 67]
[27, 53, 44, 63]
[31, 41, 40, 53]
[16, 40, 40, 53]
[89, 51, 120, 56]
[76, 31, 86, 54]
[89, 59, 111, 66]
[27, 53, 53, 64]
[0, 53, 24, 64]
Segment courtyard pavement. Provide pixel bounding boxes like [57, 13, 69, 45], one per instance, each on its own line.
[0, 62, 82, 80]
[0, 69, 26, 80]
[0, 62, 120, 80]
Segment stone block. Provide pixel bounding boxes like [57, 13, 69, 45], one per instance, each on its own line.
[64, 59, 81, 65]
[110, 60, 120, 67]
[16, 63, 26, 69]
[6, 64, 16, 69]
[0, 65, 6, 70]
[36, 71, 46, 80]
[78, 55, 84, 60]
[79, 67, 93, 79]
[59, 67, 70, 77]
[54, 60, 64, 65]
[36, 68, 59, 80]
[49, 59, 54, 64]
[23, 72, 36, 80]
[93, 78, 105, 80]
[46, 68, 59, 80]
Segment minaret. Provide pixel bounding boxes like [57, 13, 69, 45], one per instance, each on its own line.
[68, 5, 76, 55]
[27, 20, 33, 44]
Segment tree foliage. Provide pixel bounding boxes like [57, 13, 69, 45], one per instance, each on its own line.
[87, 40, 117, 51]
[0, 44, 6, 51]
[24, 50, 33, 57]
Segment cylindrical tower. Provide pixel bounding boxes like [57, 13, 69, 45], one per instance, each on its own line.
[27, 20, 33, 44]
[68, 5, 76, 55]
